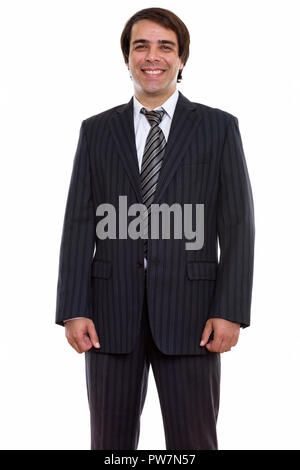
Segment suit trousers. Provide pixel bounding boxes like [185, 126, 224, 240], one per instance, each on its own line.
[85, 273, 221, 450]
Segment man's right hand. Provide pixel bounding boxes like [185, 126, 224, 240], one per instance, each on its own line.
[64, 318, 100, 353]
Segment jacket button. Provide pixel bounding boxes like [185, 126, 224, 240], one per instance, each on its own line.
[136, 261, 143, 268]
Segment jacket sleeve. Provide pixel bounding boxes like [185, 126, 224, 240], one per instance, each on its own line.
[209, 115, 255, 328]
[55, 120, 96, 326]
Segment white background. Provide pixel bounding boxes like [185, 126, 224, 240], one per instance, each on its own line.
[1, 0, 299, 450]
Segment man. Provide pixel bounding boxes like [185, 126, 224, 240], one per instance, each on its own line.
[55, 7, 255, 450]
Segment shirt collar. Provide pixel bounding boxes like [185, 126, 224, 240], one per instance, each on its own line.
[133, 88, 179, 121]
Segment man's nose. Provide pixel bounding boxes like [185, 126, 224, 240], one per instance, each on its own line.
[145, 46, 161, 62]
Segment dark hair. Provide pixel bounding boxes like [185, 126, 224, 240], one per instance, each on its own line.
[120, 7, 190, 83]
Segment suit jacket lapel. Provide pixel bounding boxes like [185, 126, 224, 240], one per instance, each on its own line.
[108, 91, 202, 204]
[153, 91, 201, 204]
[108, 97, 142, 203]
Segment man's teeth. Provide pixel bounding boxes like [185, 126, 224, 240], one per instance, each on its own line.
[143, 70, 164, 74]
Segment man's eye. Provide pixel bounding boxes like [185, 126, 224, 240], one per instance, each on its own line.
[135, 45, 171, 50]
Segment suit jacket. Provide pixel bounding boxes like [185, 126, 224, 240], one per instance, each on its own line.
[55, 91, 255, 355]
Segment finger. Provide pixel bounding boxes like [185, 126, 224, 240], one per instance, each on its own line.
[87, 323, 101, 349]
[67, 337, 81, 354]
[206, 341, 215, 352]
[206, 336, 222, 352]
[221, 337, 235, 353]
[200, 321, 213, 347]
[65, 328, 81, 353]
[219, 339, 228, 353]
[77, 335, 93, 353]
[223, 336, 235, 352]
[214, 336, 223, 352]
[224, 339, 234, 352]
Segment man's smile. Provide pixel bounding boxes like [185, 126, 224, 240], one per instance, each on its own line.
[141, 68, 166, 77]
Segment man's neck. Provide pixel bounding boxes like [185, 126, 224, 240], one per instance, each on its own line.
[134, 88, 177, 110]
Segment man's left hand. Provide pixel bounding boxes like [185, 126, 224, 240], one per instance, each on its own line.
[200, 318, 240, 353]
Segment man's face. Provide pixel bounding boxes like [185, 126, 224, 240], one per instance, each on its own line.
[127, 19, 184, 97]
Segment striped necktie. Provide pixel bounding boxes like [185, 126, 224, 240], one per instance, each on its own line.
[140, 107, 166, 258]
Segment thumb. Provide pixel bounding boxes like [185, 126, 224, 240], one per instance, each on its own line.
[87, 322, 100, 348]
[200, 319, 213, 347]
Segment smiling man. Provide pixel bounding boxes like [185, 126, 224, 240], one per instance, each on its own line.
[55, 7, 255, 450]
[127, 19, 184, 106]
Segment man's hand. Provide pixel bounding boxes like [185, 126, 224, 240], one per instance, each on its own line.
[65, 318, 100, 353]
[200, 318, 240, 353]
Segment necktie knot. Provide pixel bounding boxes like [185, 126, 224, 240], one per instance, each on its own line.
[140, 108, 165, 127]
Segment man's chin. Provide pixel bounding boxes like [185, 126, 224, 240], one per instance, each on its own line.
[138, 83, 169, 95]
[142, 88, 162, 95]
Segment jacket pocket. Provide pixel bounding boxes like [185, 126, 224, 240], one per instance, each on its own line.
[186, 261, 217, 280]
[91, 259, 112, 279]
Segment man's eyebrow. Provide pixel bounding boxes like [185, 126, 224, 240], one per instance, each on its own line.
[132, 39, 176, 47]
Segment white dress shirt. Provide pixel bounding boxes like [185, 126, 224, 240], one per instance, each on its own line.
[64, 89, 179, 323]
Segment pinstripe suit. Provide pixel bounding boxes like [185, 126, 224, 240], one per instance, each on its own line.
[55, 91, 255, 449]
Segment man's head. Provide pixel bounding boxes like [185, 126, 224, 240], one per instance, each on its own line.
[120, 8, 190, 101]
